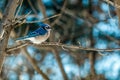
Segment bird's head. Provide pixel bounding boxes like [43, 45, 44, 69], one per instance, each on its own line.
[40, 23, 51, 31]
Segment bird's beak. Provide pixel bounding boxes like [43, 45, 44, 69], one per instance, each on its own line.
[49, 27, 52, 30]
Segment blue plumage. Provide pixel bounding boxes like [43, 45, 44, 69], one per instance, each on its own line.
[28, 27, 47, 37]
[16, 23, 51, 44]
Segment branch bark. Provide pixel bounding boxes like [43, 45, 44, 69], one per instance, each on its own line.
[114, 0, 120, 22]
[0, 0, 21, 74]
[37, 0, 50, 24]
[7, 42, 120, 53]
[52, 48, 68, 80]
[22, 48, 49, 80]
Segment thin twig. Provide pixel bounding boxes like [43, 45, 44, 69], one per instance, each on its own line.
[15, 0, 23, 18]
[25, 14, 61, 23]
[107, 2, 113, 19]
[27, 0, 38, 14]
[37, 0, 49, 24]
[7, 42, 29, 52]
[51, 0, 67, 26]
[103, 0, 120, 9]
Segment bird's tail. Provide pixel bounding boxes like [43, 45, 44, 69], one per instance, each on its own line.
[16, 36, 29, 42]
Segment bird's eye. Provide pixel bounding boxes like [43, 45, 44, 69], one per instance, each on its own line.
[45, 26, 51, 29]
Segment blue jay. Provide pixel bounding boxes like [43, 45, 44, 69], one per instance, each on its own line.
[16, 23, 51, 44]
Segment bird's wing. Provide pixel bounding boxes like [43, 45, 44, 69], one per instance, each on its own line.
[16, 28, 47, 41]
[28, 28, 47, 37]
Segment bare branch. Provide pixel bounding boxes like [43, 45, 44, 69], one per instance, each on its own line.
[51, 0, 67, 26]
[103, 0, 120, 9]
[52, 48, 68, 80]
[6, 42, 120, 53]
[37, 0, 50, 24]
[27, 0, 38, 14]
[26, 14, 61, 24]
[22, 48, 49, 80]
[0, 0, 22, 74]
[15, 0, 23, 18]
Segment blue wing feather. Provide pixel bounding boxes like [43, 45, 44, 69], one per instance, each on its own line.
[16, 23, 48, 41]
[28, 28, 47, 37]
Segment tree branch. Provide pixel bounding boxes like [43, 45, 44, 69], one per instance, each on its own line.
[22, 48, 49, 80]
[103, 0, 120, 9]
[51, 0, 67, 26]
[52, 48, 68, 80]
[37, 0, 50, 24]
[6, 42, 120, 53]
[0, 0, 22, 74]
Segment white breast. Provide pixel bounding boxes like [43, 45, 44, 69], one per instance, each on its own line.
[27, 31, 50, 44]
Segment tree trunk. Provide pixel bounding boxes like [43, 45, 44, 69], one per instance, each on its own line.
[0, 0, 21, 74]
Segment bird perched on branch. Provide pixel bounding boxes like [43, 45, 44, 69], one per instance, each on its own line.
[16, 23, 51, 44]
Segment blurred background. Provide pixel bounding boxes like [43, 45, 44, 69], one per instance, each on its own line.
[0, 0, 120, 80]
